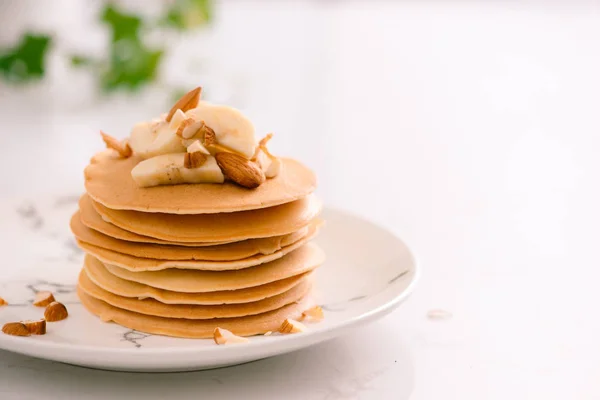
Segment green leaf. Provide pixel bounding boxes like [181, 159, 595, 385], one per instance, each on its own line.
[0, 33, 52, 83]
[163, 8, 186, 30]
[101, 38, 164, 91]
[98, 4, 164, 91]
[101, 4, 142, 42]
[162, 0, 213, 30]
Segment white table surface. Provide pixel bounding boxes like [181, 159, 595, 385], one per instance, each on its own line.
[0, 1, 599, 399]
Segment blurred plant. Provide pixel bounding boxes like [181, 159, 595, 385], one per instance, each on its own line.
[162, 0, 212, 30]
[0, 33, 52, 83]
[0, 0, 212, 92]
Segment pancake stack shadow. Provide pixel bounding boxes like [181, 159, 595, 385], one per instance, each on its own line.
[71, 155, 324, 339]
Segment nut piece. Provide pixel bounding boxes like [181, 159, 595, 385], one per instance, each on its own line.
[166, 87, 201, 122]
[263, 331, 273, 336]
[259, 133, 274, 148]
[201, 126, 247, 158]
[0, 297, 7, 306]
[265, 157, 281, 179]
[44, 302, 68, 322]
[33, 291, 55, 307]
[2, 322, 30, 337]
[23, 319, 46, 335]
[301, 306, 324, 322]
[213, 327, 250, 345]
[202, 124, 217, 146]
[215, 152, 266, 189]
[187, 140, 210, 155]
[100, 131, 132, 158]
[252, 133, 274, 160]
[278, 318, 307, 334]
[169, 109, 187, 130]
[176, 118, 197, 139]
[184, 151, 208, 169]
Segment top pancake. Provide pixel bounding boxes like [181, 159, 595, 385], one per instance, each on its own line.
[84, 151, 317, 214]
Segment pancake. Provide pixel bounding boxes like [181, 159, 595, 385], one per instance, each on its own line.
[92, 193, 321, 243]
[84, 255, 310, 305]
[78, 288, 311, 338]
[77, 223, 318, 271]
[78, 195, 233, 247]
[78, 269, 311, 319]
[104, 243, 324, 292]
[72, 211, 317, 261]
[84, 150, 317, 214]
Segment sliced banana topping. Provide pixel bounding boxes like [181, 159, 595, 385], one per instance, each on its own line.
[187, 102, 257, 159]
[131, 153, 224, 188]
[113, 86, 282, 188]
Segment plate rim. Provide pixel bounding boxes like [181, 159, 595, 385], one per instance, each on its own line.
[0, 207, 419, 360]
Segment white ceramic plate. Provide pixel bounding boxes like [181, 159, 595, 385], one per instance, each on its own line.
[0, 198, 418, 372]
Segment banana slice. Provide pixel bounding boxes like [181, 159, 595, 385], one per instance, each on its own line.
[187, 102, 257, 158]
[128, 122, 157, 156]
[131, 153, 224, 187]
[135, 123, 187, 160]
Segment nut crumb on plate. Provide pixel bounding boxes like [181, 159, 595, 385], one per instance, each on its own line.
[44, 302, 69, 322]
[213, 327, 249, 345]
[33, 291, 56, 307]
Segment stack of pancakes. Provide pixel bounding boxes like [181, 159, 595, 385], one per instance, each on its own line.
[71, 151, 323, 338]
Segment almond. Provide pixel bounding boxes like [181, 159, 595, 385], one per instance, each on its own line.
[215, 152, 266, 189]
[176, 118, 195, 139]
[301, 305, 324, 322]
[201, 127, 246, 157]
[23, 319, 46, 335]
[44, 302, 68, 322]
[213, 327, 249, 345]
[166, 87, 201, 122]
[184, 151, 208, 169]
[278, 318, 307, 334]
[203, 124, 217, 146]
[2, 322, 30, 337]
[0, 297, 7, 306]
[33, 291, 55, 307]
[187, 140, 210, 155]
[169, 109, 187, 131]
[252, 133, 274, 160]
[100, 131, 132, 158]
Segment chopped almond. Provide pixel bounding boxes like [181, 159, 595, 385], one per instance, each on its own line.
[0, 297, 7, 306]
[33, 291, 55, 307]
[184, 151, 208, 169]
[44, 302, 68, 322]
[252, 133, 274, 160]
[187, 140, 210, 155]
[202, 124, 217, 146]
[100, 131, 132, 158]
[278, 318, 307, 334]
[301, 306, 324, 322]
[166, 87, 201, 122]
[2, 322, 30, 337]
[259, 133, 273, 147]
[175, 117, 194, 138]
[213, 327, 250, 345]
[23, 319, 46, 335]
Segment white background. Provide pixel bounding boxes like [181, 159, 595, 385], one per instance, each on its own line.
[0, 1, 599, 399]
